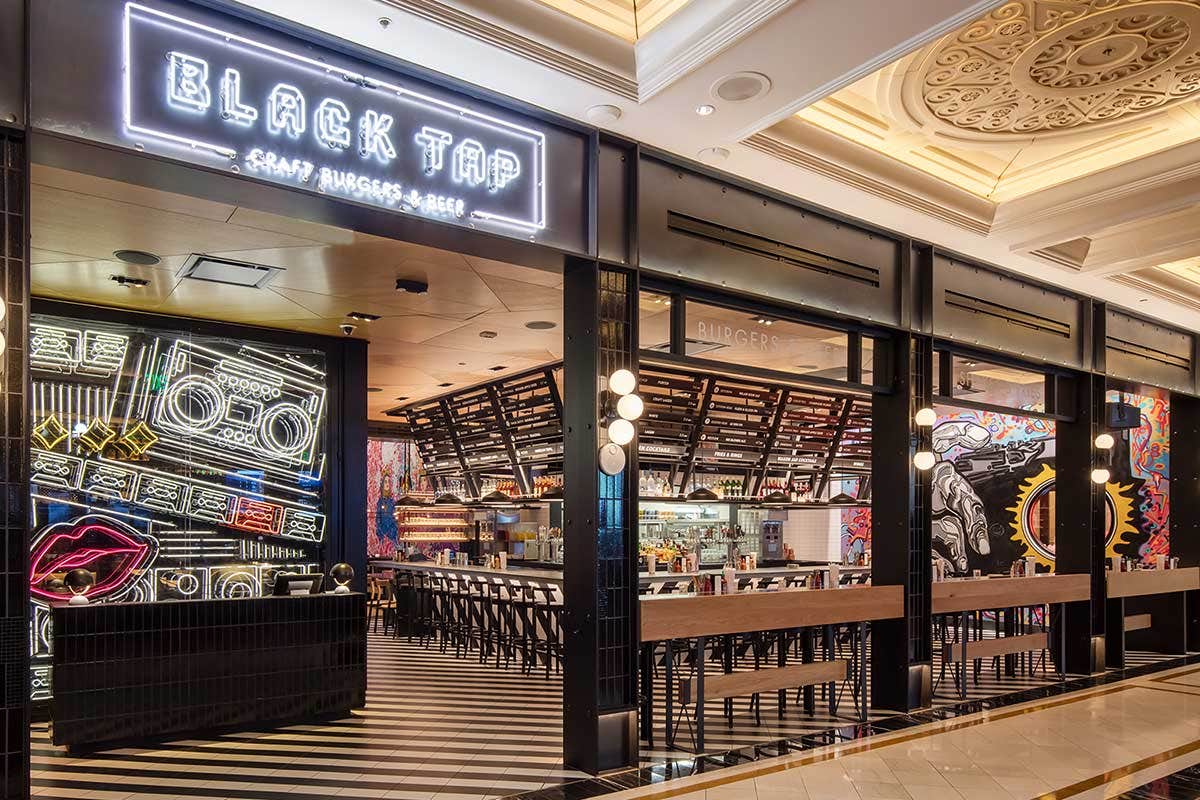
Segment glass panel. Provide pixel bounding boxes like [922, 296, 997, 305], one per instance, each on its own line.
[638, 290, 673, 352]
[684, 299, 849, 378]
[861, 336, 875, 386]
[946, 354, 1046, 412]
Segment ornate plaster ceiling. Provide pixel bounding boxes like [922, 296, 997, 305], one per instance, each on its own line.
[792, 0, 1200, 202]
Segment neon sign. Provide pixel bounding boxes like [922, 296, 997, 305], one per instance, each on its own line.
[123, 2, 547, 232]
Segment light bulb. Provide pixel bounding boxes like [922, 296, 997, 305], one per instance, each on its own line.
[913, 451, 936, 470]
[914, 407, 937, 427]
[608, 368, 636, 396]
[1094, 433, 1115, 450]
[1091, 468, 1110, 485]
[608, 418, 635, 446]
[616, 393, 644, 421]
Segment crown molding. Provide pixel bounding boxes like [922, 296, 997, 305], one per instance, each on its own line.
[1112, 273, 1200, 314]
[634, 0, 793, 102]
[382, 0, 639, 101]
[744, 121, 994, 236]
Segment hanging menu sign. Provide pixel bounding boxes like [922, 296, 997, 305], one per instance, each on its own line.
[118, 2, 549, 233]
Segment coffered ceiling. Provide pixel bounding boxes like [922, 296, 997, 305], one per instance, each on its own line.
[29, 165, 565, 420]
[532, 0, 693, 42]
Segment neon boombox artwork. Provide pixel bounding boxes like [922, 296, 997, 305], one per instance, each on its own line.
[28, 316, 328, 699]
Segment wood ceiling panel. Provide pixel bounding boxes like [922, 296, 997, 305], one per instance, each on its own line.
[32, 186, 322, 260]
[154, 278, 321, 322]
[31, 164, 237, 222]
[477, 274, 564, 311]
[464, 255, 563, 288]
[32, 260, 179, 310]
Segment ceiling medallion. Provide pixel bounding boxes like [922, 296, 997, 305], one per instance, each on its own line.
[906, 0, 1200, 139]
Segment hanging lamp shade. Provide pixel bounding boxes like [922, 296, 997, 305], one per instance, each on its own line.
[762, 490, 790, 505]
[540, 485, 564, 501]
[480, 490, 513, 506]
[433, 493, 463, 506]
[686, 486, 719, 502]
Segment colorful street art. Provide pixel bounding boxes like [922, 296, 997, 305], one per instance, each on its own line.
[366, 439, 431, 558]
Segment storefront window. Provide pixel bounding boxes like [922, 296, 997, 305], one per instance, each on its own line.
[683, 299, 849, 378]
[639, 291, 673, 352]
[28, 313, 327, 699]
[942, 354, 1046, 412]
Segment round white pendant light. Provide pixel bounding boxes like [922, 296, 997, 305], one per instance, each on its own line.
[608, 418, 635, 446]
[616, 393, 644, 421]
[913, 451, 936, 471]
[1094, 433, 1115, 450]
[1091, 468, 1111, 485]
[914, 407, 937, 427]
[608, 369, 636, 396]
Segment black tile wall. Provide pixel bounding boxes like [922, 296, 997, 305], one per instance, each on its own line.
[0, 129, 29, 800]
[50, 593, 365, 750]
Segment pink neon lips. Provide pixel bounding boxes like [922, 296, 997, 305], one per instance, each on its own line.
[30, 515, 153, 602]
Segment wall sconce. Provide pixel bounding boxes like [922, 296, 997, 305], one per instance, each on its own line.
[608, 368, 636, 396]
[600, 369, 640, 475]
[607, 417, 635, 446]
[913, 451, 936, 471]
[1091, 468, 1111, 485]
[1094, 433, 1115, 450]
[616, 393, 643, 421]
[914, 407, 936, 427]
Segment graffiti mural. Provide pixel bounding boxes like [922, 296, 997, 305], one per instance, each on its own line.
[28, 314, 326, 698]
[366, 439, 431, 558]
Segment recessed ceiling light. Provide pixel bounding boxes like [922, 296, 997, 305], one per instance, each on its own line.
[697, 146, 730, 163]
[395, 278, 429, 294]
[109, 274, 151, 288]
[586, 104, 622, 123]
[525, 320, 557, 330]
[457, 361, 467, 366]
[367, 387, 383, 393]
[479, 330, 499, 339]
[712, 72, 772, 103]
[695, 104, 716, 116]
[377, 16, 391, 28]
[347, 311, 380, 322]
[113, 249, 161, 266]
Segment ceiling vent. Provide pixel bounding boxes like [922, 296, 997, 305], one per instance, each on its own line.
[178, 254, 283, 288]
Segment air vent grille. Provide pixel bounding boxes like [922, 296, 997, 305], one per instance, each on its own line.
[178, 254, 283, 288]
[667, 211, 880, 288]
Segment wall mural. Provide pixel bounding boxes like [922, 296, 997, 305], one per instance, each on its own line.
[28, 315, 327, 699]
[366, 438, 431, 558]
[929, 401, 1167, 577]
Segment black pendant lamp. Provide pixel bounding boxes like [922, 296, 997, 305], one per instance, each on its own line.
[685, 486, 719, 502]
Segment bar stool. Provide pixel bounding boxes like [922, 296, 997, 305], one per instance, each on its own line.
[527, 585, 562, 678]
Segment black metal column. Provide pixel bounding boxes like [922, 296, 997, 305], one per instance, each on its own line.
[562, 258, 639, 773]
[1057, 370, 1105, 675]
[870, 331, 933, 711]
[1170, 391, 1200, 647]
[328, 338, 368, 593]
[0, 128, 29, 800]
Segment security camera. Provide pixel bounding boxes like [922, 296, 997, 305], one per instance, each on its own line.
[339, 323, 357, 336]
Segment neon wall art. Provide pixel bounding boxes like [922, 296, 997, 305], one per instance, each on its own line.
[28, 313, 328, 699]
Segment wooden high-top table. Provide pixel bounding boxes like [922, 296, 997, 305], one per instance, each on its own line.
[639, 584, 902, 752]
[932, 574, 1090, 699]
[1105, 567, 1200, 668]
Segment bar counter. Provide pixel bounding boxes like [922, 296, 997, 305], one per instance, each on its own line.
[1105, 567, 1199, 667]
[638, 583, 902, 751]
[931, 574, 1090, 698]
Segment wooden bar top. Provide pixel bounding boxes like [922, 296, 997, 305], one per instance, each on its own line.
[639, 584, 903, 641]
[1107, 567, 1200, 599]
[932, 574, 1090, 614]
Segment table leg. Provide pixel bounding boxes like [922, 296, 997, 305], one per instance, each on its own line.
[960, 612, 968, 700]
[695, 635, 706, 753]
[665, 638, 674, 747]
[802, 629, 815, 714]
[777, 630, 787, 718]
[858, 621, 868, 723]
[640, 643, 654, 744]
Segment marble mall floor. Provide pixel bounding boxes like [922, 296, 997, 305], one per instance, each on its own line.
[588, 661, 1200, 800]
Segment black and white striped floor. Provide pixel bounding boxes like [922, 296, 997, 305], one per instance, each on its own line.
[30, 631, 1178, 799]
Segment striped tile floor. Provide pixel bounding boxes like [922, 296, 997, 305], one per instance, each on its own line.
[31, 633, 586, 800]
[31, 631, 1174, 799]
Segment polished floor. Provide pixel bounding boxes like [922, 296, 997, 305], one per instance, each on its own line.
[579, 661, 1200, 800]
[29, 630, 1188, 800]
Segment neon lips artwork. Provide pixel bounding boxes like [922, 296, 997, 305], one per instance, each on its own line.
[30, 514, 156, 602]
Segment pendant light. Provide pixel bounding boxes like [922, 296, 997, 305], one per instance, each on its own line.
[433, 492, 463, 506]
[480, 489, 513, 506]
[762, 490, 790, 505]
[540, 485, 564, 502]
[686, 486, 719, 502]
[395, 493, 427, 508]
